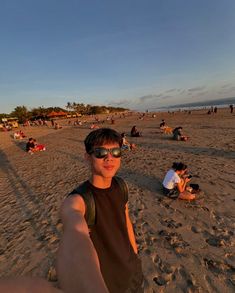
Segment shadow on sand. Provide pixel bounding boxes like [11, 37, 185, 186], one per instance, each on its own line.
[0, 149, 60, 273]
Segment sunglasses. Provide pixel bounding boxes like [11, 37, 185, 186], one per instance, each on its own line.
[89, 147, 122, 159]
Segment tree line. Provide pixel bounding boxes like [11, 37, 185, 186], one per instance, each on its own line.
[0, 103, 128, 123]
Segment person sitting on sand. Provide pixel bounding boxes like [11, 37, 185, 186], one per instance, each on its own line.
[26, 138, 46, 154]
[19, 130, 26, 138]
[26, 138, 35, 153]
[14, 130, 26, 139]
[172, 127, 189, 141]
[90, 123, 99, 129]
[162, 162, 195, 200]
[55, 122, 62, 130]
[121, 133, 136, 151]
[13, 131, 22, 139]
[160, 119, 166, 129]
[131, 125, 142, 137]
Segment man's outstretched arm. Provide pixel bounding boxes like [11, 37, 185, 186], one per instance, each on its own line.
[56, 196, 108, 293]
[125, 204, 138, 254]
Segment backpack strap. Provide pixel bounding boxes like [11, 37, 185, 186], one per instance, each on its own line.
[113, 176, 129, 203]
[68, 177, 128, 227]
[69, 182, 96, 227]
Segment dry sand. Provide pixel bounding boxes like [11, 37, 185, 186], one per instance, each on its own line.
[0, 109, 234, 292]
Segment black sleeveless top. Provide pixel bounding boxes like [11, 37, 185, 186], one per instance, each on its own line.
[70, 178, 141, 292]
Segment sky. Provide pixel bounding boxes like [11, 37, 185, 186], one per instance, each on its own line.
[1, 0, 235, 113]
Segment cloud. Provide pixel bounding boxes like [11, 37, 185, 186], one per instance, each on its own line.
[161, 95, 171, 99]
[188, 86, 206, 92]
[139, 94, 155, 102]
[139, 93, 163, 102]
[217, 86, 235, 95]
[221, 83, 232, 88]
[108, 99, 131, 107]
[165, 88, 176, 93]
[194, 91, 209, 97]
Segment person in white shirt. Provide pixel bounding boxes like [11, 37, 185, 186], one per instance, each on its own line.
[162, 162, 195, 200]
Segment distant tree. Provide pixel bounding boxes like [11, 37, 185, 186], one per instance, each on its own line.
[89, 106, 106, 115]
[0, 113, 10, 120]
[31, 106, 47, 118]
[86, 104, 92, 115]
[66, 101, 128, 115]
[10, 106, 29, 123]
[66, 102, 72, 111]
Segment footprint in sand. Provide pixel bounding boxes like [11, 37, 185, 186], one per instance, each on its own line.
[203, 228, 233, 247]
[177, 266, 201, 293]
[152, 255, 175, 286]
[158, 230, 190, 250]
[160, 218, 182, 229]
[203, 257, 235, 278]
[153, 274, 171, 286]
[191, 226, 203, 233]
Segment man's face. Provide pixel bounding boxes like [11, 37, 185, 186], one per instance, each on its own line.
[86, 142, 121, 179]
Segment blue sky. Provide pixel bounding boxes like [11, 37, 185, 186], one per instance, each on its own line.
[1, 0, 235, 113]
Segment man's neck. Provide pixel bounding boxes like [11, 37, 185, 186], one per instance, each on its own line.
[90, 175, 113, 189]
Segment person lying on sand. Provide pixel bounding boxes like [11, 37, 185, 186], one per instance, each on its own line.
[33, 139, 46, 151]
[162, 162, 195, 200]
[172, 127, 189, 141]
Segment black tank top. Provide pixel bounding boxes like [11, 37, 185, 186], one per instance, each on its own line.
[81, 178, 140, 293]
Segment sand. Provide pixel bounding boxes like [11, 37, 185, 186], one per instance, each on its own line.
[0, 109, 234, 292]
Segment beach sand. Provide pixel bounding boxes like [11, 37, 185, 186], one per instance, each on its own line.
[0, 109, 234, 292]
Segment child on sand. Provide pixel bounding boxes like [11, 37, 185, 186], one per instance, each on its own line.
[57, 128, 144, 293]
[162, 162, 195, 200]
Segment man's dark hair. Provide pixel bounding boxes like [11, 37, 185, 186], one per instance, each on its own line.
[84, 128, 122, 154]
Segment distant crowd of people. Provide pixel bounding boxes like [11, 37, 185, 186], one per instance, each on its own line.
[13, 130, 26, 139]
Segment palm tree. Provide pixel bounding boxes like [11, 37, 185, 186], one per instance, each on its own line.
[66, 102, 72, 111]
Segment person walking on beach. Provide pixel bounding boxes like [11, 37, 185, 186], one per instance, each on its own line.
[230, 104, 233, 113]
[57, 128, 144, 293]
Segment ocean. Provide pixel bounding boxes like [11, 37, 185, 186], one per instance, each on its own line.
[149, 97, 235, 112]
